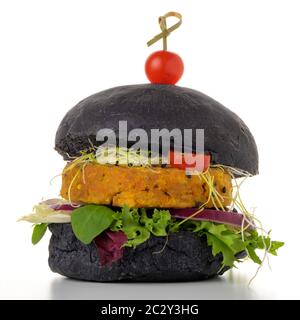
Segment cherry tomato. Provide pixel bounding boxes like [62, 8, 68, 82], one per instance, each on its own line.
[169, 151, 211, 172]
[145, 50, 184, 85]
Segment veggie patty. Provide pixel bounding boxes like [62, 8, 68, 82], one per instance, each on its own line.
[61, 164, 232, 208]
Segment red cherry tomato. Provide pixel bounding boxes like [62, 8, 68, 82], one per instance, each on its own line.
[145, 50, 184, 85]
[169, 151, 211, 172]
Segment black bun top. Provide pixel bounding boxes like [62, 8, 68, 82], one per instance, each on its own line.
[55, 84, 258, 175]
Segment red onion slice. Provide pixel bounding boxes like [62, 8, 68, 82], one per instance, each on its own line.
[41, 198, 82, 211]
[170, 208, 255, 230]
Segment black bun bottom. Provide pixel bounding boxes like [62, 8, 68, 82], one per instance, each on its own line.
[48, 224, 230, 282]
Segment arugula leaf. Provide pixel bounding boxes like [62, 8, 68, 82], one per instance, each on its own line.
[246, 245, 262, 264]
[32, 223, 48, 245]
[268, 241, 284, 256]
[71, 205, 114, 244]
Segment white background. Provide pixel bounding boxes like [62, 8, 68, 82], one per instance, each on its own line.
[0, 0, 299, 300]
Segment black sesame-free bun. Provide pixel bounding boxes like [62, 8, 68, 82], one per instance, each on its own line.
[48, 223, 235, 282]
[55, 84, 258, 175]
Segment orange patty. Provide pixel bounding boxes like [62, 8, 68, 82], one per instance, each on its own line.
[61, 163, 232, 209]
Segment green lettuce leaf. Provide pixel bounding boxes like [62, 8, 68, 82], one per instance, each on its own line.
[32, 223, 48, 245]
[205, 232, 236, 267]
[71, 205, 114, 244]
[173, 219, 283, 267]
[183, 220, 246, 267]
[140, 209, 171, 236]
[111, 207, 284, 267]
[110, 206, 172, 247]
[116, 205, 150, 247]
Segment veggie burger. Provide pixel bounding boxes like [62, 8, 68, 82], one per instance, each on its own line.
[20, 84, 283, 281]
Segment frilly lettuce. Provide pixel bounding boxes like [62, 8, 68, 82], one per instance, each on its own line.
[174, 219, 284, 268]
[110, 206, 171, 247]
[18, 204, 71, 224]
[140, 209, 171, 236]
